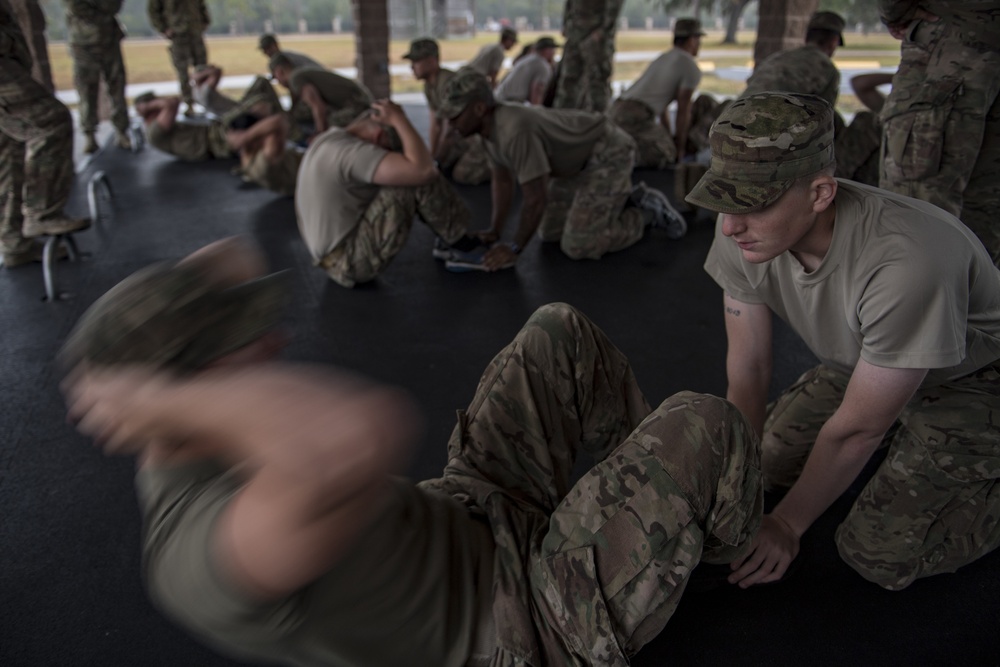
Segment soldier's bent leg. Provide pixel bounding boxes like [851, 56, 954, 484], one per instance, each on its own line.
[0, 64, 75, 223]
[535, 391, 762, 661]
[318, 187, 417, 287]
[433, 302, 651, 513]
[761, 365, 848, 491]
[560, 125, 644, 260]
[836, 362, 1000, 590]
[102, 45, 130, 134]
[960, 90, 1000, 267]
[412, 174, 471, 244]
[538, 176, 574, 242]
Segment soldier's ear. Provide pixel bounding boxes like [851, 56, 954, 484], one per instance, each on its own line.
[811, 173, 838, 213]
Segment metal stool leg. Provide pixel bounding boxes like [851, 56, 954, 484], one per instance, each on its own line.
[42, 235, 60, 301]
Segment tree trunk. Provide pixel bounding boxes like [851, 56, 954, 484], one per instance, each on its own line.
[722, 0, 749, 44]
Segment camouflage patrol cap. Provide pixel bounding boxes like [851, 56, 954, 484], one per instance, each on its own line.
[403, 37, 439, 61]
[685, 92, 835, 214]
[258, 33, 278, 50]
[534, 35, 561, 50]
[438, 67, 494, 119]
[59, 260, 287, 373]
[674, 18, 706, 39]
[268, 52, 295, 72]
[808, 11, 845, 45]
[133, 90, 157, 106]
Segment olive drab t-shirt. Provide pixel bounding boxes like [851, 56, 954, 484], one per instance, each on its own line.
[468, 43, 505, 78]
[137, 462, 495, 667]
[704, 180, 1000, 386]
[288, 68, 372, 112]
[294, 128, 387, 261]
[483, 104, 607, 184]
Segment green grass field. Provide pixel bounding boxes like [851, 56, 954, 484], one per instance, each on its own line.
[49, 29, 901, 109]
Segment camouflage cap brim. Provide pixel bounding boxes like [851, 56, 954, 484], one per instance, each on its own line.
[59, 262, 288, 373]
[685, 172, 795, 214]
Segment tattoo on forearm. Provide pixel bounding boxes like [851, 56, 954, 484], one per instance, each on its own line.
[726, 306, 741, 317]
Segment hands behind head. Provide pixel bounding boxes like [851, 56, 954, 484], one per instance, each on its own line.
[62, 365, 178, 457]
[370, 99, 405, 126]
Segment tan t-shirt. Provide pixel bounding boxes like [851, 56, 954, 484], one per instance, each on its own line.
[494, 54, 551, 103]
[137, 461, 495, 667]
[704, 180, 1000, 385]
[468, 43, 505, 78]
[740, 44, 840, 108]
[621, 48, 702, 115]
[294, 128, 387, 261]
[483, 104, 606, 183]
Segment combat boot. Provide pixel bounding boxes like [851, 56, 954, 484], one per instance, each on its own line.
[1, 240, 68, 268]
[83, 132, 98, 154]
[116, 130, 132, 150]
[22, 215, 91, 238]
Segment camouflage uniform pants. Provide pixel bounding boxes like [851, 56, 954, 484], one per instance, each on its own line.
[880, 18, 1000, 267]
[608, 97, 676, 168]
[70, 42, 128, 134]
[763, 362, 1000, 590]
[441, 134, 491, 185]
[0, 57, 74, 254]
[319, 175, 469, 287]
[551, 0, 624, 112]
[835, 110, 881, 186]
[168, 31, 208, 106]
[538, 123, 645, 260]
[421, 303, 762, 665]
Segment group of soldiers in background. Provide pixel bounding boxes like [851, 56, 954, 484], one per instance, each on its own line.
[2, 0, 998, 277]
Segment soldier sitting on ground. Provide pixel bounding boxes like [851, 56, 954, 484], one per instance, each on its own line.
[61, 235, 762, 667]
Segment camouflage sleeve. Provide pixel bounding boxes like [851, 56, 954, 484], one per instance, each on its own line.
[0, 3, 34, 70]
[200, 0, 210, 28]
[147, 0, 166, 33]
[878, 0, 920, 25]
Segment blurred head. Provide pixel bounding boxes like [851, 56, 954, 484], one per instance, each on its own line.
[60, 238, 288, 374]
[500, 26, 518, 49]
[806, 11, 845, 56]
[673, 18, 706, 54]
[438, 67, 495, 137]
[347, 110, 401, 150]
[533, 35, 560, 63]
[258, 33, 279, 57]
[268, 53, 295, 87]
[133, 90, 158, 116]
[402, 38, 440, 80]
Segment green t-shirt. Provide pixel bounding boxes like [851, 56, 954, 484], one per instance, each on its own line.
[137, 460, 495, 667]
[704, 180, 1000, 385]
[289, 68, 372, 112]
[484, 104, 607, 183]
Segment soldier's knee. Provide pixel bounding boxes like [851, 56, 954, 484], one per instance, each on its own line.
[835, 519, 921, 591]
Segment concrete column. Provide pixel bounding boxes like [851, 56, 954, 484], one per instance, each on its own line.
[753, 0, 819, 64]
[8, 0, 53, 91]
[352, 0, 390, 99]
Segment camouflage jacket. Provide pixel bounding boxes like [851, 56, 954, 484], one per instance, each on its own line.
[0, 0, 33, 70]
[879, 0, 1000, 47]
[63, 0, 124, 46]
[147, 0, 209, 35]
